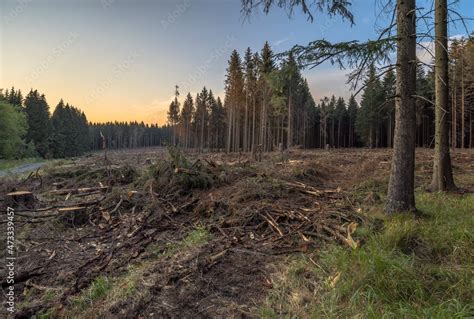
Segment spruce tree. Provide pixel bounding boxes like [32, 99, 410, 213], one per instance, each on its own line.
[356, 65, 383, 147]
[167, 85, 180, 146]
[24, 89, 51, 157]
[180, 93, 194, 149]
[224, 50, 245, 152]
[382, 69, 396, 147]
[244, 47, 257, 152]
[334, 97, 346, 148]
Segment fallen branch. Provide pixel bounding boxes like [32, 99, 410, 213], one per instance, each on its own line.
[109, 196, 124, 214]
[174, 167, 198, 175]
[50, 186, 109, 196]
[262, 213, 284, 237]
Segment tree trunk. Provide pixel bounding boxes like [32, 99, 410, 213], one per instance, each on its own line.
[388, 113, 392, 148]
[227, 105, 232, 153]
[201, 113, 205, 151]
[331, 120, 335, 148]
[470, 110, 472, 149]
[429, 0, 457, 191]
[461, 56, 465, 148]
[452, 73, 457, 150]
[287, 86, 292, 148]
[470, 111, 472, 149]
[252, 96, 256, 151]
[244, 93, 249, 152]
[338, 118, 342, 148]
[386, 0, 417, 213]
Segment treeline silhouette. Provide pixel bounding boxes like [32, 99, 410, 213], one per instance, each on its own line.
[0, 88, 171, 159]
[1, 38, 472, 159]
[167, 40, 474, 151]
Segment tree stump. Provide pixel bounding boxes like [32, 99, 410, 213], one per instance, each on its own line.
[5, 191, 36, 209]
[58, 206, 88, 226]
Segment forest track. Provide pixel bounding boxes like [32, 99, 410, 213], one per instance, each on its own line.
[0, 162, 45, 177]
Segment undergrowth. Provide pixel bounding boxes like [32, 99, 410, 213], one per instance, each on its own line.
[149, 146, 218, 193]
[261, 192, 474, 318]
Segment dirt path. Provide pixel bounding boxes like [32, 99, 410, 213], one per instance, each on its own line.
[0, 162, 45, 177]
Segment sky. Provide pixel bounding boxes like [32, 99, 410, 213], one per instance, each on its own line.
[1, 0, 473, 125]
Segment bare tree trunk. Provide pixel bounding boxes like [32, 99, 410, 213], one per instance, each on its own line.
[470, 111, 472, 149]
[331, 118, 336, 147]
[429, 0, 456, 191]
[470, 110, 473, 149]
[386, 0, 417, 213]
[244, 94, 249, 152]
[287, 86, 292, 148]
[303, 112, 307, 147]
[337, 118, 342, 148]
[461, 56, 465, 148]
[452, 73, 457, 150]
[200, 113, 205, 151]
[252, 97, 256, 151]
[320, 117, 323, 148]
[260, 99, 265, 150]
[388, 113, 392, 148]
[234, 106, 239, 152]
[227, 105, 232, 153]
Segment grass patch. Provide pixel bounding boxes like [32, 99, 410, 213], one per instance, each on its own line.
[59, 265, 147, 318]
[149, 226, 213, 257]
[70, 276, 112, 310]
[261, 192, 474, 318]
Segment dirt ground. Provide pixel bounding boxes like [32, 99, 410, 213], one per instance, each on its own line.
[1, 147, 473, 318]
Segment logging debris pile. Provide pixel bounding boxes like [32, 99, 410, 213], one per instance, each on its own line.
[0, 148, 366, 318]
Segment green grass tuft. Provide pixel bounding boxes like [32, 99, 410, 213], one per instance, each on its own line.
[70, 276, 112, 310]
[164, 226, 212, 256]
[261, 192, 474, 318]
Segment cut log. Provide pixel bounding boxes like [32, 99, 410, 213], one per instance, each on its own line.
[5, 191, 36, 209]
[50, 186, 109, 196]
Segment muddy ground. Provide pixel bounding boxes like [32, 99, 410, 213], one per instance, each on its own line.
[1, 147, 473, 318]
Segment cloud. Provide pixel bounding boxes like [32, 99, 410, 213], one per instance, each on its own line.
[416, 33, 470, 66]
[273, 38, 289, 47]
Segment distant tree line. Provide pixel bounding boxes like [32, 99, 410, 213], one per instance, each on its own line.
[89, 122, 171, 150]
[167, 40, 474, 151]
[0, 88, 173, 159]
[168, 42, 319, 152]
[2, 37, 472, 159]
